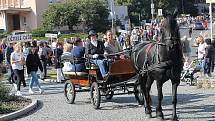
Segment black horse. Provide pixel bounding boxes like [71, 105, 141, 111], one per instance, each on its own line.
[131, 11, 183, 121]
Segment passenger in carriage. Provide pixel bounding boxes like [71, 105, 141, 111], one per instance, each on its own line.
[85, 30, 108, 79]
[62, 43, 73, 72]
[104, 30, 122, 54]
[71, 37, 86, 72]
[104, 30, 127, 59]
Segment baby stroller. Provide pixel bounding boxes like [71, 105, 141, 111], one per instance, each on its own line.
[181, 59, 202, 85]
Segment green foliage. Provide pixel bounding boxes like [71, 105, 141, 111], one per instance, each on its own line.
[31, 28, 47, 37]
[59, 33, 87, 40]
[42, 0, 110, 32]
[0, 32, 8, 39]
[32, 33, 87, 40]
[0, 83, 11, 102]
[77, 0, 110, 32]
[115, 0, 198, 24]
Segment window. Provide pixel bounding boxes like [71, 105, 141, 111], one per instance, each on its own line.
[23, 17, 26, 23]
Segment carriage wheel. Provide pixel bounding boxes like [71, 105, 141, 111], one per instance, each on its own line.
[105, 91, 114, 100]
[90, 82, 101, 109]
[64, 80, 76, 104]
[134, 83, 145, 105]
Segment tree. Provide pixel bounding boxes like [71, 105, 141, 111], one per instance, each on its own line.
[115, 0, 198, 24]
[115, 0, 151, 24]
[78, 0, 110, 32]
[41, 0, 110, 32]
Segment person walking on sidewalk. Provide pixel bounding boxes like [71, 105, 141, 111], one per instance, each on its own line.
[5, 42, 14, 84]
[10, 42, 26, 96]
[204, 38, 215, 77]
[38, 41, 52, 79]
[189, 27, 192, 38]
[26, 46, 44, 94]
[54, 39, 64, 83]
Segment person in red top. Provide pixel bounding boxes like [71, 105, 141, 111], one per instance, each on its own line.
[203, 21, 208, 29]
[56, 39, 63, 49]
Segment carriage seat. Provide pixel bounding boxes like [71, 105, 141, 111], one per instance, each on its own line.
[109, 59, 136, 76]
[85, 63, 98, 70]
[63, 71, 88, 76]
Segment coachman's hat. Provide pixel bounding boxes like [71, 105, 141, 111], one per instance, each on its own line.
[88, 30, 98, 38]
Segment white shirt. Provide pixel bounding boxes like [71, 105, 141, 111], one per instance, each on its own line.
[62, 52, 73, 72]
[198, 43, 206, 59]
[131, 29, 139, 42]
[91, 40, 98, 47]
[11, 52, 24, 70]
[23, 47, 29, 60]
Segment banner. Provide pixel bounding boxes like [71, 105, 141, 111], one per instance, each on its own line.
[7, 34, 32, 42]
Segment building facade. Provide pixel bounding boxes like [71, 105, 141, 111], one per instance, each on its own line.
[0, 0, 49, 32]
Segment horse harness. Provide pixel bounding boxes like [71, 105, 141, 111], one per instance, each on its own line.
[138, 37, 179, 75]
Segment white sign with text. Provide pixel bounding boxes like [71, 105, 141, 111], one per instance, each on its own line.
[7, 34, 32, 42]
[45, 33, 58, 38]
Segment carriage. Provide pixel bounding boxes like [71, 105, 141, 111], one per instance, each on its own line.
[63, 57, 144, 109]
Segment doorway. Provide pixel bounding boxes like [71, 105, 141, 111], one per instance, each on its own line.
[12, 14, 20, 30]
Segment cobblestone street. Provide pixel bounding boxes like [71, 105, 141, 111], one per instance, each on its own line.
[9, 80, 215, 121]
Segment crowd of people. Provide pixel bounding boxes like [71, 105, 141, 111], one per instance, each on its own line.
[0, 29, 136, 96]
[1, 23, 215, 96]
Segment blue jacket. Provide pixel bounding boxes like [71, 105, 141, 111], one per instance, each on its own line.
[71, 46, 86, 72]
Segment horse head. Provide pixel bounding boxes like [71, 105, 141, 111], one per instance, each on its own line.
[159, 9, 183, 61]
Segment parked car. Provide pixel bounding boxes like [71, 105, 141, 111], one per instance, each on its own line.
[193, 22, 205, 30]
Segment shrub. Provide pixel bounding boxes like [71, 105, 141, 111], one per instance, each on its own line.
[31, 29, 47, 37]
[0, 83, 11, 102]
[0, 32, 8, 39]
[59, 33, 87, 40]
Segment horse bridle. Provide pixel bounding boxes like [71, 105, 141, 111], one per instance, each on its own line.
[153, 34, 179, 49]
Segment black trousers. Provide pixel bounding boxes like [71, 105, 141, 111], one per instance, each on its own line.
[13, 69, 26, 91]
[8, 66, 15, 84]
[41, 59, 47, 78]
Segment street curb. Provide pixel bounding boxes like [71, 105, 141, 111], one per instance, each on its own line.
[0, 98, 38, 121]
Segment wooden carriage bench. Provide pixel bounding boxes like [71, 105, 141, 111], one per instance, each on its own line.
[63, 71, 89, 86]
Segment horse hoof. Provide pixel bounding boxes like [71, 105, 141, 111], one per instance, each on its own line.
[146, 114, 152, 119]
[156, 111, 164, 120]
[171, 116, 179, 121]
[156, 116, 164, 121]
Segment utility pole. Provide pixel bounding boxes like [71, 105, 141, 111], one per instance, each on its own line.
[109, 0, 115, 34]
[182, 0, 184, 14]
[151, 0, 154, 23]
[209, 1, 213, 40]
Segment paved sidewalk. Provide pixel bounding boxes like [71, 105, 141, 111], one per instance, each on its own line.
[2, 79, 212, 121]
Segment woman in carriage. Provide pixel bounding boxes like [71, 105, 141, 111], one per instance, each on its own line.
[104, 30, 122, 55]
